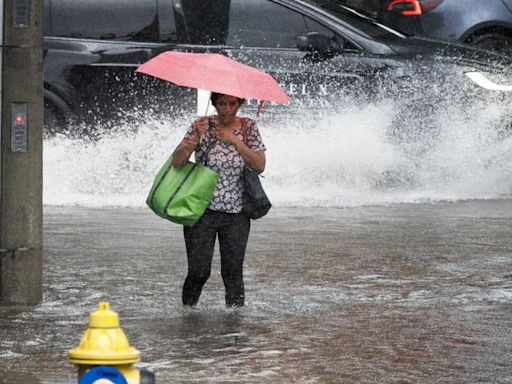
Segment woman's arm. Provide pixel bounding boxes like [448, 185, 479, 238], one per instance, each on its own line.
[170, 139, 198, 168]
[233, 141, 266, 174]
[215, 126, 266, 174]
[170, 117, 209, 168]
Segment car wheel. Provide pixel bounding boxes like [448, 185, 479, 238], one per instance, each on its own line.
[469, 32, 512, 55]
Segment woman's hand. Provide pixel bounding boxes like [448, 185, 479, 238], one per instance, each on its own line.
[170, 116, 210, 169]
[193, 117, 209, 141]
[215, 125, 240, 145]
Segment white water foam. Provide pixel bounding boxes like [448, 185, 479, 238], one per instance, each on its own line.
[43, 101, 512, 208]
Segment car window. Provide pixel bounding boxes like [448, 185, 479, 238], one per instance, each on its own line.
[303, 0, 404, 39]
[175, 0, 230, 44]
[47, 0, 159, 42]
[338, 0, 381, 17]
[43, 0, 51, 35]
[228, 0, 316, 48]
[159, 0, 178, 42]
[177, 0, 339, 48]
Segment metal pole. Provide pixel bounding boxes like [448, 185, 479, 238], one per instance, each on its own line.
[0, 0, 43, 305]
[0, 0, 3, 299]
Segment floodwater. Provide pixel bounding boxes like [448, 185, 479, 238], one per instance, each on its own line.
[4, 70, 512, 382]
[1, 201, 511, 383]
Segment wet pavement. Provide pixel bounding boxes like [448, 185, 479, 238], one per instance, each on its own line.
[1, 200, 511, 383]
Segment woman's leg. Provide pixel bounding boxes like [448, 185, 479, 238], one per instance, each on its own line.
[218, 213, 250, 307]
[182, 210, 217, 306]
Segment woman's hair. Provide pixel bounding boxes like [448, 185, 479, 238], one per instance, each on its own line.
[210, 92, 245, 106]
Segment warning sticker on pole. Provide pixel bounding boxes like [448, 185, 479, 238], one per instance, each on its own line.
[11, 103, 28, 152]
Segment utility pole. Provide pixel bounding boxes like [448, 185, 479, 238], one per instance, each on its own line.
[0, 0, 43, 305]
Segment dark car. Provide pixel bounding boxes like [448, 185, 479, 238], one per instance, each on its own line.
[43, 0, 512, 137]
[341, 0, 512, 54]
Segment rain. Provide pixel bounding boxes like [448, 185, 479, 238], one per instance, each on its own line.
[2, 1, 512, 383]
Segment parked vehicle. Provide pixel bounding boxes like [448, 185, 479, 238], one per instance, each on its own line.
[43, 0, 512, 136]
[341, 0, 512, 54]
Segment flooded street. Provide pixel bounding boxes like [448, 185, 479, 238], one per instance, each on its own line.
[1, 200, 511, 383]
[5, 0, 512, 381]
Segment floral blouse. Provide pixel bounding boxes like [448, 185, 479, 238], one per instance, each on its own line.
[183, 116, 266, 213]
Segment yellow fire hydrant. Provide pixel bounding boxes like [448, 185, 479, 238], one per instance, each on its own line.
[68, 302, 155, 384]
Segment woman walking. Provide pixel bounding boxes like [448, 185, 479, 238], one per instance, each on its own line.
[171, 92, 266, 307]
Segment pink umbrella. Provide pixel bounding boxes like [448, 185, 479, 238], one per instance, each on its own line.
[136, 51, 289, 106]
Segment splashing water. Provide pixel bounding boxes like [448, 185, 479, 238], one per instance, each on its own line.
[43, 99, 512, 208]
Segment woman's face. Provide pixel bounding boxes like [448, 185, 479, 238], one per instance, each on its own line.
[214, 95, 240, 122]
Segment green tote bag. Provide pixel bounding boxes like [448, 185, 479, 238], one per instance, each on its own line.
[146, 158, 218, 227]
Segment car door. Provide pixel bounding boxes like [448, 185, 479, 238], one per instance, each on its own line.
[224, 0, 356, 117]
[45, 0, 170, 121]
[178, 0, 392, 120]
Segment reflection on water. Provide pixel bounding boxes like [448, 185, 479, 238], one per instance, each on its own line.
[1, 201, 511, 383]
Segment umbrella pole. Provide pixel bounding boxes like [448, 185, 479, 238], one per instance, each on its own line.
[198, 94, 209, 147]
[205, 93, 212, 116]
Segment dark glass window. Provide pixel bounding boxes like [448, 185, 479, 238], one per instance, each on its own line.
[43, 0, 51, 35]
[302, 0, 404, 39]
[158, 0, 178, 42]
[177, 0, 336, 48]
[227, 0, 309, 48]
[48, 0, 159, 42]
[228, 0, 337, 48]
[338, 0, 381, 17]
[175, 0, 231, 45]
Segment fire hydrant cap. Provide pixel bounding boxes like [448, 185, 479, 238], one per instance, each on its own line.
[90, 302, 119, 328]
[68, 302, 140, 365]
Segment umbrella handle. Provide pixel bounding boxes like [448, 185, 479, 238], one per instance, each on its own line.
[198, 94, 212, 148]
[204, 92, 212, 116]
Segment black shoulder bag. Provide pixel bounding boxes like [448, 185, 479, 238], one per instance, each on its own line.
[241, 118, 271, 219]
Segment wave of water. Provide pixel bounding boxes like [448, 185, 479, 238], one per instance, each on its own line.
[43, 100, 512, 208]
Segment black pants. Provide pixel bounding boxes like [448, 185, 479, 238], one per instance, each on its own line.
[182, 209, 250, 307]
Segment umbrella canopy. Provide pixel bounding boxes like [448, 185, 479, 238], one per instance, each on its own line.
[136, 51, 289, 105]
